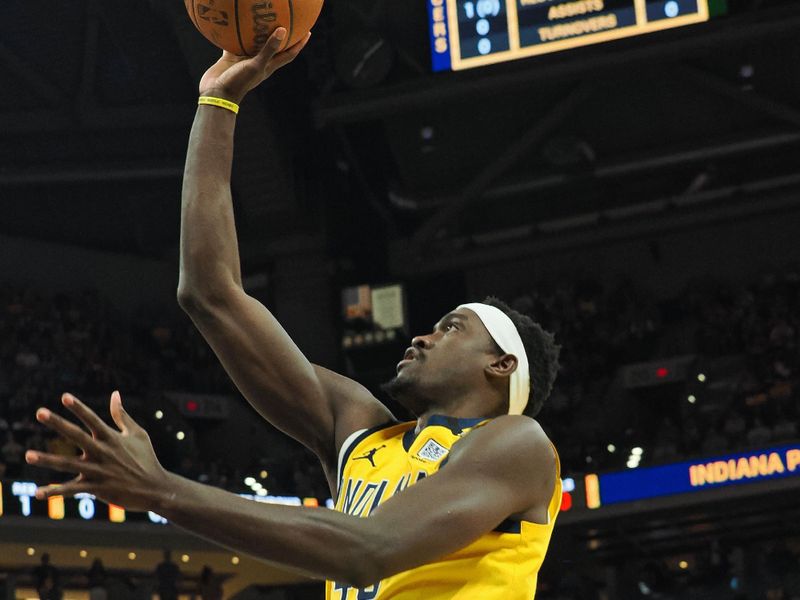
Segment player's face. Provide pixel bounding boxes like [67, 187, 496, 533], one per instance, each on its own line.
[383, 308, 499, 414]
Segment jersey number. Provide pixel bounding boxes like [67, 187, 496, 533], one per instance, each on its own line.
[332, 581, 381, 599]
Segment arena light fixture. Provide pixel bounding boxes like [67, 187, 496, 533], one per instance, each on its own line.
[697, 373, 707, 382]
[244, 477, 256, 486]
[631, 447, 643, 456]
[231, 556, 240, 565]
[176, 431, 185, 441]
[181, 554, 190, 563]
[26, 547, 35, 556]
[155, 410, 164, 420]
[688, 395, 697, 404]
[128, 552, 136, 560]
[607, 444, 616, 453]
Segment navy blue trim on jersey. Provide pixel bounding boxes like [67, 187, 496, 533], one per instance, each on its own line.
[402, 415, 488, 451]
[338, 421, 397, 490]
[493, 518, 522, 534]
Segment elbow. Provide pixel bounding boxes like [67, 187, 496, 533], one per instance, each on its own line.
[176, 283, 203, 313]
[176, 279, 237, 317]
[343, 529, 393, 589]
[344, 563, 384, 591]
[176, 284, 207, 316]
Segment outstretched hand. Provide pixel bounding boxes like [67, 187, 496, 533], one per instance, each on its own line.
[26, 392, 168, 512]
[199, 27, 311, 104]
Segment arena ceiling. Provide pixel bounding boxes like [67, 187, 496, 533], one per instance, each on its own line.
[1, 0, 799, 273]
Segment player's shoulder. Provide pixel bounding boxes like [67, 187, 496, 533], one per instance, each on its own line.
[454, 415, 555, 467]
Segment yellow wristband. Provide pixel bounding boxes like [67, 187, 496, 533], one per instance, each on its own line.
[198, 96, 240, 114]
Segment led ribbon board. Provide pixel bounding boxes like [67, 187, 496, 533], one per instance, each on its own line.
[585, 444, 800, 508]
[429, 0, 710, 71]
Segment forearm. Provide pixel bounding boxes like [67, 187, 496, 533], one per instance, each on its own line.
[178, 106, 243, 300]
[156, 472, 380, 586]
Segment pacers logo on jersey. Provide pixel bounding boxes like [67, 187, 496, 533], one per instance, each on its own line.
[416, 439, 448, 462]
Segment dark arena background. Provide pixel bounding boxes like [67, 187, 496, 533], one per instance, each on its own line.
[2, 0, 800, 598]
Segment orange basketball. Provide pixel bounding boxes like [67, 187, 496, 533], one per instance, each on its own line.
[184, 0, 322, 56]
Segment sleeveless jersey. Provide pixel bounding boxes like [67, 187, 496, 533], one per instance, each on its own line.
[325, 415, 562, 600]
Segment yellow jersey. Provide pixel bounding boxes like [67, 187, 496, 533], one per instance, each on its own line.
[325, 415, 562, 600]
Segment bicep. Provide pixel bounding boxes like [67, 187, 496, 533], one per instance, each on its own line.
[183, 287, 392, 468]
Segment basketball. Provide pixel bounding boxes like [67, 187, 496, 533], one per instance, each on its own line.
[184, 0, 323, 55]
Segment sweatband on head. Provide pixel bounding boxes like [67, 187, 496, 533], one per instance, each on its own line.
[457, 303, 530, 416]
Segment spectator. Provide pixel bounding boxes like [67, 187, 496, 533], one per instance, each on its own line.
[155, 550, 180, 600]
[1, 431, 24, 478]
[87, 558, 108, 600]
[198, 566, 223, 600]
[747, 418, 772, 448]
[701, 426, 729, 455]
[32, 553, 62, 600]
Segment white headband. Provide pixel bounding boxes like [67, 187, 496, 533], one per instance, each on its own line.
[458, 303, 530, 416]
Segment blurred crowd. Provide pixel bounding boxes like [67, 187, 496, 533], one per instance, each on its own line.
[3, 550, 223, 600]
[1, 265, 799, 493]
[537, 537, 800, 600]
[517, 266, 800, 473]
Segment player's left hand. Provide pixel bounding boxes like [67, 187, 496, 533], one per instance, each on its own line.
[26, 392, 167, 512]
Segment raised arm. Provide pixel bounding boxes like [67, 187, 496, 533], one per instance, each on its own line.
[29, 395, 557, 588]
[176, 29, 392, 477]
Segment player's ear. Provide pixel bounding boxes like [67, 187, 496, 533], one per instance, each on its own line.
[485, 354, 517, 379]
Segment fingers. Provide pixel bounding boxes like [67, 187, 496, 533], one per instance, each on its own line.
[62, 393, 114, 440]
[36, 407, 101, 453]
[253, 27, 288, 66]
[25, 450, 104, 477]
[35, 478, 96, 501]
[269, 32, 312, 71]
[109, 391, 140, 435]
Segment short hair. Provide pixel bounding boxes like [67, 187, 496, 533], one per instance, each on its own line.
[481, 296, 561, 418]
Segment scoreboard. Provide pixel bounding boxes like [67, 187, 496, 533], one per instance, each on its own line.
[429, 0, 712, 71]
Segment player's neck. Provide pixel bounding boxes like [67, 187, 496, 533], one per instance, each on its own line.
[415, 393, 505, 433]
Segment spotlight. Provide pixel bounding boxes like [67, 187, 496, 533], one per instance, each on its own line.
[79, 550, 88, 558]
[26, 547, 35, 556]
[155, 410, 164, 420]
[697, 373, 706, 382]
[256, 489, 268, 496]
[181, 554, 190, 563]
[244, 477, 256, 486]
[688, 395, 697, 404]
[128, 552, 136, 560]
[632, 447, 643, 456]
[260, 470, 268, 479]
[679, 560, 688, 569]
[607, 444, 616, 453]
[231, 556, 240, 565]
[176, 431, 185, 441]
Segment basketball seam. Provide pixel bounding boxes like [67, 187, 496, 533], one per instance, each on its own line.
[287, 0, 294, 50]
[234, 0, 248, 56]
[190, 1, 199, 31]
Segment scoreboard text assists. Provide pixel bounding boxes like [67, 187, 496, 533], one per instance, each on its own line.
[429, 0, 710, 71]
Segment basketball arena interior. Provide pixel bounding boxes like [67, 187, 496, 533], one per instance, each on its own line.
[2, 0, 800, 598]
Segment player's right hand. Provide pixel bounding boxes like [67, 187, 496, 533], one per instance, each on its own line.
[198, 27, 311, 104]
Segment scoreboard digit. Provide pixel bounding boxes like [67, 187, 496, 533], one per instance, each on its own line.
[429, 0, 711, 71]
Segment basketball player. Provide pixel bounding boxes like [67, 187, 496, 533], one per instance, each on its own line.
[26, 28, 562, 599]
